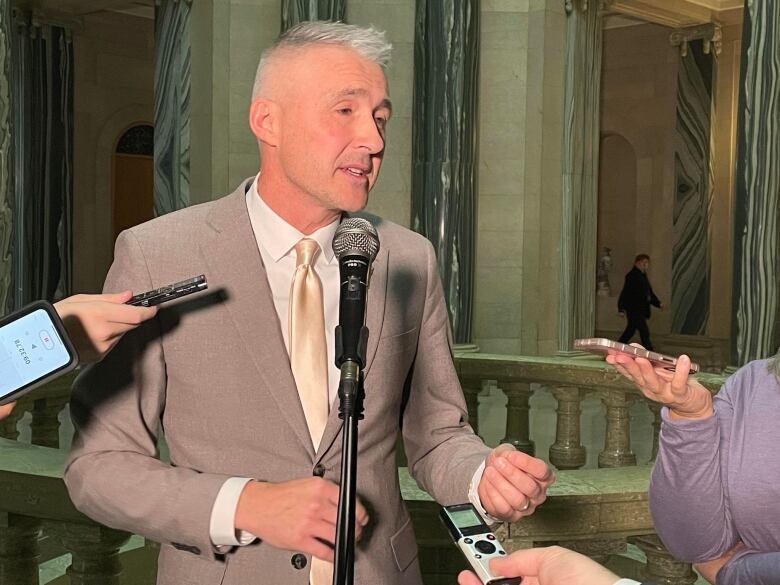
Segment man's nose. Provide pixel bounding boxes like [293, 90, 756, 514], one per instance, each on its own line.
[357, 114, 385, 154]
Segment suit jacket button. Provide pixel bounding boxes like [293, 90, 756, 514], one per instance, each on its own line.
[291, 553, 307, 569]
[313, 464, 326, 477]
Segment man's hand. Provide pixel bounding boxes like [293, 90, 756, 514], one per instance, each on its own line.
[606, 348, 713, 421]
[0, 402, 15, 421]
[478, 444, 555, 522]
[234, 477, 369, 562]
[458, 545, 620, 585]
[55, 292, 158, 363]
[694, 542, 744, 584]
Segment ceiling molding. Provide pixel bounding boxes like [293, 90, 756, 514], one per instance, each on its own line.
[603, 0, 713, 27]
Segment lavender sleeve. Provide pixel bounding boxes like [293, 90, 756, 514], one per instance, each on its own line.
[648, 388, 739, 561]
[717, 551, 780, 585]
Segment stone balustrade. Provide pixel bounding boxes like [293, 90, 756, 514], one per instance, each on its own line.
[0, 355, 726, 584]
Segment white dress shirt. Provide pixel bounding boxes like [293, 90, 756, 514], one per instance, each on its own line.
[209, 176, 490, 548]
[613, 580, 641, 585]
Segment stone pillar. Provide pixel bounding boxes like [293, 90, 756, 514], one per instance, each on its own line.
[671, 38, 714, 335]
[29, 395, 69, 448]
[0, 401, 26, 440]
[57, 523, 131, 585]
[155, 0, 192, 216]
[632, 534, 697, 585]
[0, 513, 41, 585]
[649, 401, 662, 461]
[500, 382, 535, 456]
[558, 0, 603, 351]
[731, 1, 780, 365]
[549, 386, 586, 470]
[281, 0, 345, 31]
[411, 0, 479, 343]
[0, 0, 11, 314]
[598, 390, 636, 468]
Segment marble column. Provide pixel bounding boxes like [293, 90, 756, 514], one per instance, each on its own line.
[672, 40, 714, 335]
[731, 0, 780, 365]
[411, 0, 479, 343]
[0, 0, 11, 314]
[558, 0, 602, 351]
[281, 0, 346, 31]
[155, 0, 192, 216]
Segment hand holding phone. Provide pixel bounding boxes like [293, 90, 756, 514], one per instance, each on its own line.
[573, 338, 699, 375]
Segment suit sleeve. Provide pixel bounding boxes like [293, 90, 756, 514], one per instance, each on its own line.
[401, 239, 490, 505]
[64, 230, 232, 560]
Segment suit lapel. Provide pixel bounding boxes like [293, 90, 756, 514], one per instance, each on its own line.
[315, 243, 388, 462]
[198, 186, 315, 458]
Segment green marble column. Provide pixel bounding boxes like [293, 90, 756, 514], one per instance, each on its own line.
[0, 0, 11, 313]
[731, 0, 780, 365]
[155, 0, 192, 216]
[411, 0, 479, 343]
[558, 0, 602, 352]
[281, 0, 346, 31]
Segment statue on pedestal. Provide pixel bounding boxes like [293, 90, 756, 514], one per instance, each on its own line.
[597, 247, 612, 296]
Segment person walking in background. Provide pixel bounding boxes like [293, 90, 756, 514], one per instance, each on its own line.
[618, 254, 661, 350]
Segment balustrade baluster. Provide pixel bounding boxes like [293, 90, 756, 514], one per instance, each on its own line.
[648, 402, 662, 461]
[598, 389, 637, 468]
[460, 377, 482, 435]
[549, 386, 587, 469]
[0, 512, 41, 585]
[500, 382, 535, 455]
[56, 523, 131, 585]
[30, 396, 70, 448]
[0, 404, 26, 441]
[631, 534, 697, 585]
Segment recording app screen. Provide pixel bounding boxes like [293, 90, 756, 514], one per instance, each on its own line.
[0, 309, 71, 398]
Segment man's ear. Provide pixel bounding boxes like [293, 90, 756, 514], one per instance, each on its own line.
[249, 98, 279, 146]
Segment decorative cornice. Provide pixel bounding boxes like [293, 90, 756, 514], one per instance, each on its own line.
[670, 22, 723, 56]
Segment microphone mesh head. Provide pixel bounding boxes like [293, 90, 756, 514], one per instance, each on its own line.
[332, 217, 380, 261]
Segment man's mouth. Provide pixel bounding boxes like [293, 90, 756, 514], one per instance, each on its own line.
[341, 165, 371, 178]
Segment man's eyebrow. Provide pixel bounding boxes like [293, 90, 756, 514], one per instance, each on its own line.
[330, 88, 393, 114]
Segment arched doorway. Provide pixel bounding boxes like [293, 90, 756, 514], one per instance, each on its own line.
[112, 124, 154, 242]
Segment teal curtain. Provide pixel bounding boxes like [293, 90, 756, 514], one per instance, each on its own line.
[0, 0, 12, 314]
[281, 0, 346, 31]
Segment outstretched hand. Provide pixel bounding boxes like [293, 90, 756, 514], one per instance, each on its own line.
[606, 346, 712, 420]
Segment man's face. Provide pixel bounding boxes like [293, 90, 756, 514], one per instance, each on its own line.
[272, 45, 391, 214]
[638, 259, 650, 271]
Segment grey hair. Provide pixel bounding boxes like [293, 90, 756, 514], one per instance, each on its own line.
[252, 21, 392, 100]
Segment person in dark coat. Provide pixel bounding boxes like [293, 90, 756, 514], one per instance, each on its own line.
[618, 254, 662, 350]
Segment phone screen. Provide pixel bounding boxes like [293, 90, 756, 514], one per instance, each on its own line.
[0, 308, 72, 399]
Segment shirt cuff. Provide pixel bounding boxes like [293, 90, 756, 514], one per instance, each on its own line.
[612, 579, 641, 585]
[209, 477, 259, 548]
[468, 460, 502, 524]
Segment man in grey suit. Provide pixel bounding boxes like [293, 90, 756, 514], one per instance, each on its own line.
[65, 22, 554, 585]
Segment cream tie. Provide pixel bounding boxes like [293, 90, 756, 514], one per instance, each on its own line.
[289, 239, 333, 585]
[289, 238, 330, 450]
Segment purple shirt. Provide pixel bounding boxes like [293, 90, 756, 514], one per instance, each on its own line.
[649, 359, 780, 584]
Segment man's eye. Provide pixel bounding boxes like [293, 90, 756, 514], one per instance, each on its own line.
[375, 117, 387, 128]
[337, 108, 353, 115]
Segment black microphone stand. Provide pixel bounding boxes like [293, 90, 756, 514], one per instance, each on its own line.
[332, 327, 368, 585]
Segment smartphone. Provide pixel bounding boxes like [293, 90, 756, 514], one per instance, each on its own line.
[440, 503, 521, 585]
[573, 337, 699, 375]
[0, 301, 79, 405]
[126, 275, 207, 307]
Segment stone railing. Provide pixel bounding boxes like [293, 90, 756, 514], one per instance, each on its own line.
[0, 356, 726, 584]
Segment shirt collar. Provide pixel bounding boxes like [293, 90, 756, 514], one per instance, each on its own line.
[246, 175, 339, 264]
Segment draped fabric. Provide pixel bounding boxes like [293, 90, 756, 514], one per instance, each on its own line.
[671, 40, 713, 335]
[0, 2, 12, 314]
[411, 0, 479, 344]
[731, 0, 780, 365]
[281, 0, 346, 31]
[11, 18, 73, 308]
[155, 0, 191, 216]
[559, 0, 602, 350]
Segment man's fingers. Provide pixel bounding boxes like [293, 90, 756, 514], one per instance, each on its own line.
[485, 466, 533, 511]
[500, 450, 551, 482]
[305, 537, 335, 563]
[480, 470, 517, 518]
